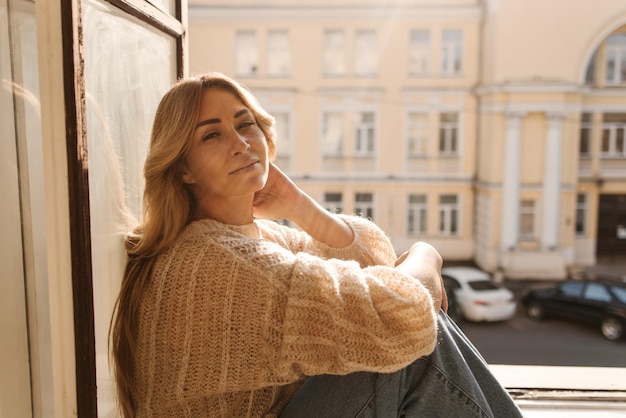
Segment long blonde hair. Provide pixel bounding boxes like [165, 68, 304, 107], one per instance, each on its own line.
[109, 73, 277, 418]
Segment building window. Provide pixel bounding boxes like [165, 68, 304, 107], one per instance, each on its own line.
[519, 200, 536, 241]
[324, 192, 343, 214]
[354, 29, 377, 76]
[355, 111, 375, 156]
[575, 193, 587, 236]
[355, 192, 374, 219]
[579, 112, 592, 158]
[408, 194, 427, 235]
[601, 113, 626, 158]
[409, 29, 430, 75]
[407, 112, 429, 156]
[438, 194, 458, 236]
[323, 29, 346, 76]
[267, 30, 290, 76]
[604, 33, 626, 85]
[235, 30, 258, 76]
[322, 111, 345, 156]
[439, 112, 458, 156]
[441, 29, 463, 75]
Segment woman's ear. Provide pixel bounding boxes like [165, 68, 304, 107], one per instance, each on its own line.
[179, 162, 195, 185]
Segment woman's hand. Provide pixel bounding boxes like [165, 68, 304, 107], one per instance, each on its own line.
[253, 163, 302, 221]
[254, 163, 353, 248]
[395, 242, 447, 313]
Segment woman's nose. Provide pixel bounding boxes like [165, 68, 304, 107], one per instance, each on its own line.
[230, 131, 251, 155]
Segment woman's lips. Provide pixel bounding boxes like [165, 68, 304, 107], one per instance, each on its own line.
[229, 160, 259, 174]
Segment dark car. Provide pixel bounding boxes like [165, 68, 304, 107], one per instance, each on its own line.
[521, 278, 626, 341]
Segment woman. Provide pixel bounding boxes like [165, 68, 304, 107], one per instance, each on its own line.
[110, 72, 522, 418]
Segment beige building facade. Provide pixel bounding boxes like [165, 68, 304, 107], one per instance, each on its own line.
[188, 0, 626, 279]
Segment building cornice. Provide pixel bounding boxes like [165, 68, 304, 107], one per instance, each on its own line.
[475, 81, 584, 95]
[188, 4, 483, 21]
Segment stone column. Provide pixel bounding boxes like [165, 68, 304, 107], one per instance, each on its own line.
[500, 112, 524, 251]
[542, 112, 564, 249]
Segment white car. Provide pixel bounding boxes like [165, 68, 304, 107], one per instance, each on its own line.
[441, 266, 517, 322]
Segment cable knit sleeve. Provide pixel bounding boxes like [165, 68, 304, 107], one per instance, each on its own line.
[134, 218, 438, 415]
[258, 214, 398, 268]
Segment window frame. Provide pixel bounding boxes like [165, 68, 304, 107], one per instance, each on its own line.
[408, 29, 431, 76]
[407, 194, 428, 235]
[438, 112, 459, 157]
[59, 0, 187, 415]
[406, 111, 429, 157]
[438, 194, 459, 236]
[355, 192, 374, 220]
[441, 29, 463, 76]
[519, 199, 536, 241]
[267, 29, 291, 77]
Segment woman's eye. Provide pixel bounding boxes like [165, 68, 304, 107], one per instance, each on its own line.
[201, 131, 219, 141]
[239, 120, 255, 129]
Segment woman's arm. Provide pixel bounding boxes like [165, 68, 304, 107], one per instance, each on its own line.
[253, 163, 354, 248]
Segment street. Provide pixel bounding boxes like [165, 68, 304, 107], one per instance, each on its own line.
[458, 301, 626, 368]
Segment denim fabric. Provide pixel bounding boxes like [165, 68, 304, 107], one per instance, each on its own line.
[280, 313, 523, 418]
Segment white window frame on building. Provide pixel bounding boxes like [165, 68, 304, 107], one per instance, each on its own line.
[408, 194, 428, 235]
[323, 192, 343, 214]
[601, 113, 626, 158]
[267, 29, 291, 77]
[355, 192, 374, 219]
[354, 110, 376, 156]
[354, 28, 377, 76]
[441, 29, 463, 75]
[407, 111, 429, 157]
[408, 29, 431, 76]
[439, 112, 459, 156]
[235, 29, 259, 76]
[322, 110, 346, 156]
[323, 29, 347, 76]
[604, 32, 626, 85]
[519, 199, 536, 241]
[438, 194, 459, 236]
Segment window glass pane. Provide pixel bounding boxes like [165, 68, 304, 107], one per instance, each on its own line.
[323, 29, 346, 75]
[584, 283, 611, 302]
[356, 111, 375, 154]
[147, 0, 175, 14]
[354, 29, 377, 75]
[605, 33, 626, 84]
[324, 192, 343, 213]
[442, 29, 463, 75]
[612, 286, 626, 303]
[236, 30, 258, 76]
[407, 112, 428, 155]
[561, 281, 584, 297]
[323, 111, 344, 155]
[602, 128, 611, 153]
[575, 193, 586, 235]
[617, 128, 624, 154]
[409, 29, 430, 75]
[268, 30, 290, 76]
[579, 128, 590, 155]
[1, 1, 40, 414]
[82, 0, 178, 414]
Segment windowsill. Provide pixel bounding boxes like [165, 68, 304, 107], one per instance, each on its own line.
[491, 365, 626, 416]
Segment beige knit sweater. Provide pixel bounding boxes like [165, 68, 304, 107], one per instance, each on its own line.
[134, 215, 438, 417]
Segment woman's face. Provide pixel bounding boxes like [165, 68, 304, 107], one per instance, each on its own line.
[182, 87, 269, 207]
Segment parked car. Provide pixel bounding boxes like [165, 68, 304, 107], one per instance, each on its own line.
[441, 267, 517, 322]
[521, 278, 626, 341]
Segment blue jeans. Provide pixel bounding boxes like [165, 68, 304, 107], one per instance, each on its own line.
[280, 313, 523, 417]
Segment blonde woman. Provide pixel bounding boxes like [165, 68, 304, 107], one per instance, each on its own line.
[110, 72, 522, 418]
